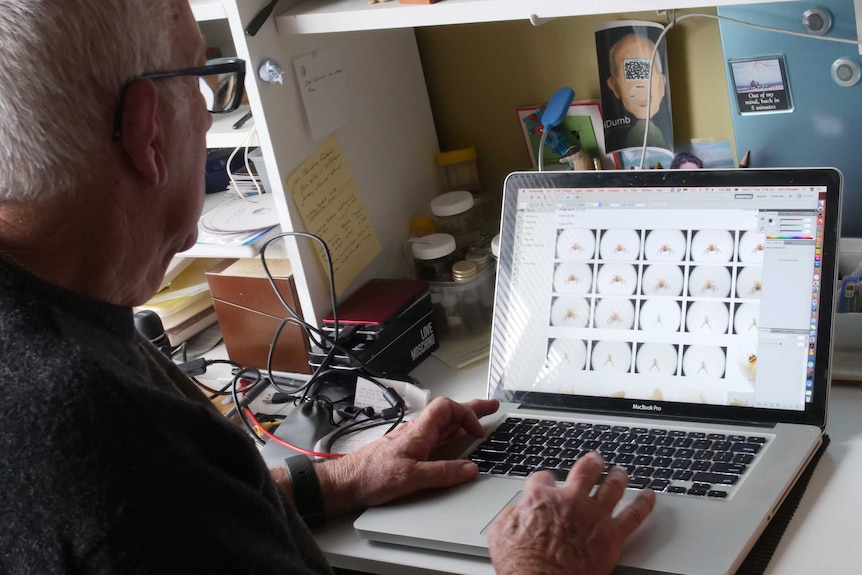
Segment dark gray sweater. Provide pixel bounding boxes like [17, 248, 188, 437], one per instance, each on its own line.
[0, 259, 333, 574]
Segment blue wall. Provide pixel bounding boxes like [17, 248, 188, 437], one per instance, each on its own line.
[718, 0, 862, 236]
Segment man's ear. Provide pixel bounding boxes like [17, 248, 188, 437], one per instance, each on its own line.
[119, 79, 168, 187]
[607, 76, 621, 99]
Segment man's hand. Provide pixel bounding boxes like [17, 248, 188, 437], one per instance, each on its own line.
[489, 452, 656, 575]
[312, 396, 499, 516]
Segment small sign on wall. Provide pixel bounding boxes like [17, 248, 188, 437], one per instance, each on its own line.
[728, 55, 794, 115]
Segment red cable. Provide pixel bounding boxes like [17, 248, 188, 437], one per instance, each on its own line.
[244, 407, 344, 459]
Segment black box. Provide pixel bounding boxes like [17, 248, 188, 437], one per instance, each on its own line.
[309, 307, 439, 376]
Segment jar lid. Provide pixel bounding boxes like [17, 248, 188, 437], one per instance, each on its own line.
[435, 146, 477, 166]
[412, 233, 456, 260]
[452, 259, 478, 282]
[409, 215, 436, 237]
[466, 247, 492, 268]
[431, 190, 474, 217]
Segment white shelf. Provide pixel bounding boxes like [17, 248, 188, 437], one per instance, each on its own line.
[275, 0, 780, 35]
[206, 105, 258, 149]
[190, 0, 226, 21]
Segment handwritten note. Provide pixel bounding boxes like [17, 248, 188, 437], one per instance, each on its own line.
[287, 134, 380, 296]
[293, 48, 350, 140]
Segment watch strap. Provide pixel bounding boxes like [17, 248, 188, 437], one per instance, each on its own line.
[284, 454, 326, 527]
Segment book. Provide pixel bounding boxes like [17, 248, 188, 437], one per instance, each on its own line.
[136, 258, 223, 330]
[165, 305, 219, 346]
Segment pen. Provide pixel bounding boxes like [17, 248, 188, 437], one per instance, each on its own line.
[232, 111, 253, 130]
[739, 150, 751, 168]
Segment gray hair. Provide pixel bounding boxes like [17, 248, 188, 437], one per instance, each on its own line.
[0, 0, 182, 203]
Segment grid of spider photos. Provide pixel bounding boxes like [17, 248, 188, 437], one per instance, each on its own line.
[547, 227, 764, 405]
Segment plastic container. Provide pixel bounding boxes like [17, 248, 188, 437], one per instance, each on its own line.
[430, 190, 480, 251]
[435, 146, 481, 192]
[411, 233, 458, 282]
[429, 263, 495, 337]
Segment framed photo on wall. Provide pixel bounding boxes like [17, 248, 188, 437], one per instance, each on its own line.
[517, 101, 615, 170]
[728, 55, 794, 115]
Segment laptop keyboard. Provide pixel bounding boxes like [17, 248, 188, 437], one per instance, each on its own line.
[468, 417, 769, 499]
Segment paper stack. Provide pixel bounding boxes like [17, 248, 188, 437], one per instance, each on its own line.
[136, 258, 224, 346]
[180, 192, 282, 258]
[226, 164, 265, 198]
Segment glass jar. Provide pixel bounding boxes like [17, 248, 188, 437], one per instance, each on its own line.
[435, 146, 481, 193]
[411, 233, 457, 282]
[430, 190, 480, 252]
[466, 247, 495, 314]
[452, 260, 483, 333]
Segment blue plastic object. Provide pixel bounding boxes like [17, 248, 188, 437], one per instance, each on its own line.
[541, 87, 575, 129]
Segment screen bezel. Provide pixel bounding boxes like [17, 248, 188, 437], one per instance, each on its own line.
[489, 168, 841, 430]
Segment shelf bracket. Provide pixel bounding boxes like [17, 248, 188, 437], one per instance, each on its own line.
[529, 13, 554, 27]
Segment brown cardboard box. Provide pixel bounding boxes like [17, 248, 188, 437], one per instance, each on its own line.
[205, 259, 311, 374]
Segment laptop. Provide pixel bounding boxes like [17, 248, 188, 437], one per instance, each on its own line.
[355, 168, 840, 575]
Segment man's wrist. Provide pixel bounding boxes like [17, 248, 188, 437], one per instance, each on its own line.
[284, 454, 326, 527]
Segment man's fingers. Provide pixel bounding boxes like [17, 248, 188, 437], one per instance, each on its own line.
[593, 465, 629, 512]
[459, 398, 501, 423]
[564, 452, 605, 494]
[409, 459, 481, 492]
[414, 397, 498, 440]
[612, 488, 657, 538]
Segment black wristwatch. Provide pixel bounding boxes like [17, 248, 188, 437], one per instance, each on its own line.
[284, 454, 326, 527]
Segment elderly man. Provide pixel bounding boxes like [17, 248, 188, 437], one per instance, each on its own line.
[0, 1, 654, 573]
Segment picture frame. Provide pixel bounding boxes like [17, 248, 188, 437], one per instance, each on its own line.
[517, 101, 616, 170]
[728, 55, 794, 115]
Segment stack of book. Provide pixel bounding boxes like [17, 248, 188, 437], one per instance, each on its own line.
[136, 258, 225, 346]
[226, 164, 266, 198]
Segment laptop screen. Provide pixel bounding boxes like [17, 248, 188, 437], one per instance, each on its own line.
[490, 168, 841, 428]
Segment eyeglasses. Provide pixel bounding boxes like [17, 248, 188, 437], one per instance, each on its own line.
[112, 57, 246, 141]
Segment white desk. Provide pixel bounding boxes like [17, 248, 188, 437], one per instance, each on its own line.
[306, 357, 862, 574]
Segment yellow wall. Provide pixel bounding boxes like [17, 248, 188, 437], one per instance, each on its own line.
[416, 9, 736, 196]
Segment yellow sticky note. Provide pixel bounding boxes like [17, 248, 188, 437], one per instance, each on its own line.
[287, 134, 381, 296]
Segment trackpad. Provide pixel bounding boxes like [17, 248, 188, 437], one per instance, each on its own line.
[480, 491, 523, 535]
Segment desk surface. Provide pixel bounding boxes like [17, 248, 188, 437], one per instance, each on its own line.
[305, 357, 862, 575]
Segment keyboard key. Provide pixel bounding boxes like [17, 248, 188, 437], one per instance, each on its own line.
[710, 462, 747, 475]
[732, 442, 763, 455]
[692, 472, 739, 485]
[707, 490, 728, 499]
[634, 466, 655, 478]
[688, 487, 708, 496]
[667, 486, 687, 494]
[653, 468, 674, 479]
[628, 477, 651, 489]
[672, 470, 694, 481]
[733, 453, 755, 465]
